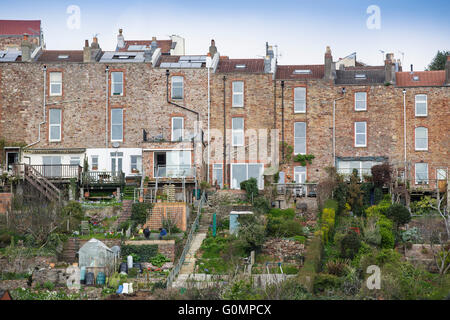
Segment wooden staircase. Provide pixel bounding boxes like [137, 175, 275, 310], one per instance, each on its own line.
[23, 164, 61, 202]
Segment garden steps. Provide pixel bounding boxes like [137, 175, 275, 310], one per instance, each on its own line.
[117, 200, 133, 224]
[61, 238, 80, 263]
[178, 232, 207, 275]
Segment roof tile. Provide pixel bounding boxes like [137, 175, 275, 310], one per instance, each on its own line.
[217, 58, 264, 73]
[276, 65, 324, 80]
[396, 71, 446, 87]
[0, 20, 40, 36]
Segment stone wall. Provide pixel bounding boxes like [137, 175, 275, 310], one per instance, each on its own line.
[0, 255, 57, 274]
[0, 192, 12, 214]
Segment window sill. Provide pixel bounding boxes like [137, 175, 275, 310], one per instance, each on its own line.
[294, 111, 306, 114]
[415, 149, 428, 152]
[415, 115, 428, 117]
[354, 109, 367, 112]
[232, 106, 244, 108]
[354, 145, 367, 148]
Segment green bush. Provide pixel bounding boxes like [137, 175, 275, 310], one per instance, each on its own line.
[253, 196, 270, 214]
[292, 235, 306, 244]
[324, 199, 339, 213]
[379, 228, 395, 249]
[313, 273, 342, 294]
[121, 244, 158, 262]
[240, 178, 259, 200]
[376, 248, 401, 265]
[150, 253, 171, 267]
[386, 203, 411, 228]
[266, 216, 304, 238]
[268, 208, 295, 219]
[223, 279, 262, 300]
[340, 231, 361, 259]
[130, 203, 153, 226]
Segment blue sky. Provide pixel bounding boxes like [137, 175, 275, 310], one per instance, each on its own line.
[2, 0, 449, 70]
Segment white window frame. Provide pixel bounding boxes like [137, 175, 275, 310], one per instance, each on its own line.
[69, 156, 80, 166]
[91, 155, 99, 171]
[49, 108, 61, 142]
[213, 163, 223, 188]
[294, 166, 307, 183]
[354, 122, 367, 147]
[354, 92, 367, 111]
[111, 108, 123, 142]
[111, 71, 124, 96]
[49, 72, 62, 96]
[294, 87, 306, 113]
[171, 117, 184, 142]
[415, 127, 428, 151]
[171, 76, 184, 99]
[415, 94, 427, 117]
[415, 163, 428, 185]
[230, 163, 264, 190]
[232, 81, 244, 107]
[232, 117, 244, 147]
[294, 122, 306, 155]
[437, 168, 447, 181]
[130, 155, 142, 174]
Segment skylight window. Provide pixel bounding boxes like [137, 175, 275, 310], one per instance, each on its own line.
[58, 55, 69, 59]
[355, 74, 367, 79]
[112, 55, 136, 60]
[293, 69, 312, 74]
[235, 64, 246, 69]
[413, 76, 419, 81]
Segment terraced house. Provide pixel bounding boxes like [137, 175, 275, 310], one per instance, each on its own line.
[0, 19, 449, 206]
[0, 25, 216, 202]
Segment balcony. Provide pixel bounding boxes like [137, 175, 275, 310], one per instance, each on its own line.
[273, 183, 318, 198]
[13, 164, 82, 181]
[154, 165, 195, 179]
[81, 171, 125, 187]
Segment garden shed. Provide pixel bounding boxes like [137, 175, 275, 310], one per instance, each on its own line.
[78, 238, 115, 278]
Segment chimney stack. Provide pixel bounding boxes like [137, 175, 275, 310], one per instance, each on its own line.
[446, 56, 450, 85]
[151, 37, 158, 52]
[21, 34, 32, 62]
[83, 39, 91, 63]
[384, 53, 395, 84]
[209, 39, 217, 57]
[324, 46, 335, 80]
[117, 28, 125, 49]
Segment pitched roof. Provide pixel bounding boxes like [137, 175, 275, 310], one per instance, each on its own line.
[396, 70, 446, 87]
[217, 58, 265, 73]
[119, 40, 173, 54]
[276, 65, 324, 80]
[36, 50, 84, 63]
[0, 20, 40, 36]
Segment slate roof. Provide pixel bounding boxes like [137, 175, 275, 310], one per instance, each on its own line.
[217, 58, 265, 73]
[396, 71, 446, 87]
[335, 68, 385, 85]
[119, 40, 173, 54]
[0, 20, 40, 36]
[276, 65, 324, 80]
[36, 50, 84, 63]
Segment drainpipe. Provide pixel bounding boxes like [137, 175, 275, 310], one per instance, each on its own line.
[25, 65, 47, 149]
[333, 87, 346, 167]
[403, 88, 407, 180]
[223, 76, 227, 187]
[105, 66, 109, 149]
[207, 62, 211, 184]
[281, 80, 285, 161]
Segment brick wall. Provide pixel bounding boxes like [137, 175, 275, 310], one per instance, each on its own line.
[0, 193, 12, 214]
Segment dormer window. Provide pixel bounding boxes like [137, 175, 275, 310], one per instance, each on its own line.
[58, 55, 69, 59]
[293, 69, 311, 75]
[112, 54, 136, 60]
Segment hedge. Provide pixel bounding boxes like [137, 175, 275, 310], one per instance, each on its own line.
[297, 235, 323, 292]
[121, 244, 158, 262]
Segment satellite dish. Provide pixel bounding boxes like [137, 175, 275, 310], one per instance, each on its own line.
[112, 142, 120, 148]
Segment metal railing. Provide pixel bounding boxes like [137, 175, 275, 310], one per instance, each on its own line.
[166, 191, 205, 288]
[81, 171, 125, 185]
[273, 183, 318, 197]
[155, 165, 195, 178]
[133, 186, 190, 203]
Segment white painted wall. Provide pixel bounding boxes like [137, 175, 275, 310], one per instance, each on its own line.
[85, 148, 142, 176]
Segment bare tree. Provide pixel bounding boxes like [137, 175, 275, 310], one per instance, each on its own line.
[427, 191, 449, 238]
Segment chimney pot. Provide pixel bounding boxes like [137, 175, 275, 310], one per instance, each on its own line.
[84, 39, 89, 47]
[119, 28, 123, 35]
[152, 36, 157, 41]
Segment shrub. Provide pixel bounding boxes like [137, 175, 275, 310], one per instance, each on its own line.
[320, 207, 336, 244]
[297, 236, 323, 292]
[240, 178, 259, 200]
[223, 279, 262, 300]
[150, 253, 171, 267]
[268, 208, 295, 219]
[130, 203, 153, 227]
[379, 228, 395, 249]
[313, 273, 341, 294]
[376, 248, 401, 265]
[371, 163, 392, 187]
[324, 199, 339, 213]
[340, 231, 361, 259]
[237, 214, 266, 252]
[253, 196, 270, 214]
[326, 259, 350, 277]
[386, 203, 411, 229]
[121, 244, 158, 262]
[266, 217, 304, 238]
[292, 235, 306, 243]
